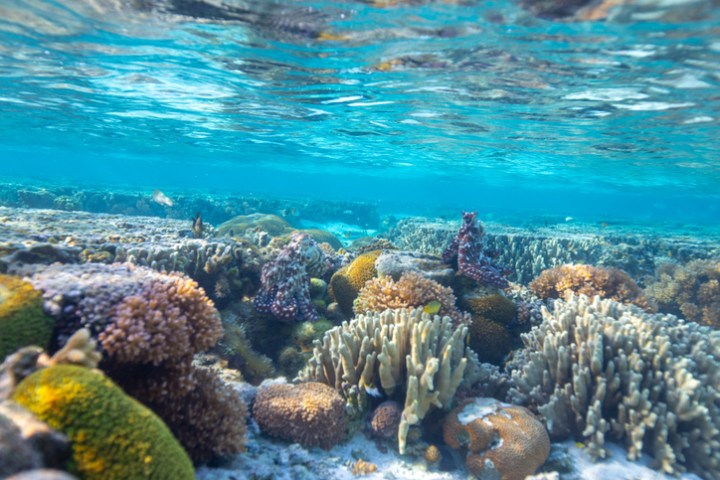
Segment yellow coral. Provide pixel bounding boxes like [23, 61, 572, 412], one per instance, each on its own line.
[329, 250, 382, 315]
[461, 293, 516, 325]
[0, 274, 55, 360]
[12, 365, 194, 480]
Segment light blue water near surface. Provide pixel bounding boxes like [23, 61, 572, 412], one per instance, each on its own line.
[0, 0, 719, 225]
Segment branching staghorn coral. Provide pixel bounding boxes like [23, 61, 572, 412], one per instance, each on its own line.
[530, 264, 651, 310]
[508, 294, 720, 478]
[645, 259, 720, 328]
[353, 271, 466, 323]
[301, 308, 472, 454]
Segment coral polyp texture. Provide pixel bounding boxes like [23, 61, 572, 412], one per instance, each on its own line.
[12, 365, 194, 480]
[508, 294, 720, 478]
[252, 381, 346, 449]
[328, 250, 382, 316]
[442, 212, 508, 289]
[0, 274, 55, 361]
[301, 308, 472, 454]
[253, 232, 332, 322]
[353, 271, 465, 322]
[529, 264, 651, 310]
[442, 398, 550, 480]
[645, 259, 720, 328]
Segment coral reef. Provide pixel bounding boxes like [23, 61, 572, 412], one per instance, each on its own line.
[353, 271, 465, 323]
[252, 381, 346, 449]
[368, 400, 402, 440]
[530, 264, 651, 310]
[467, 315, 514, 365]
[12, 365, 194, 480]
[374, 251, 454, 286]
[254, 232, 331, 322]
[442, 212, 508, 289]
[0, 274, 55, 361]
[509, 295, 720, 478]
[217, 213, 294, 238]
[442, 398, 550, 480]
[328, 250, 382, 316]
[460, 293, 516, 325]
[301, 309, 473, 454]
[215, 321, 274, 384]
[645, 259, 720, 328]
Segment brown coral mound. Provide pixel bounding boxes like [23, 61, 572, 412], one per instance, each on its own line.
[530, 264, 650, 310]
[253, 382, 346, 449]
[354, 271, 464, 322]
[467, 316, 514, 365]
[645, 259, 720, 328]
[328, 250, 381, 315]
[369, 400, 402, 440]
[100, 274, 222, 365]
[443, 398, 550, 480]
[461, 293, 516, 325]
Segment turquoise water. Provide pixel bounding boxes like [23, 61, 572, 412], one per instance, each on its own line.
[0, 0, 719, 223]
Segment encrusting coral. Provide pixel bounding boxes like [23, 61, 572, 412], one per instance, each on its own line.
[443, 398, 550, 480]
[508, 294, 720, 478]
[442, 212, 508, 289]
[353, 271, 466, 323]
[645, 259, 720, 328]
[12, 365, 194, 480]
[529, 264, 651, 310]
[301, 308, 473, 454]
[254, 232, 332, 322]
[0, 274, 55, 361]
[252, 381, 346, 449]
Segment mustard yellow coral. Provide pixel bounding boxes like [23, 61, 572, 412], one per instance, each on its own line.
[461, 293, 516, 325]
[12, 365, 194, 480]
[328, 250, 381, 315]
[530, 264, 651, 310]
[0, 274, 54, 360]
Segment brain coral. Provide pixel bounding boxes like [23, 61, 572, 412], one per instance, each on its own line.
[645, 259, 720, 328]
[252, 382, 346, 449]
[509, 294, 720, 478]
[353, 271, 465, 322]
[328, 250, 381, 315]
[443, 398, 550, 480]
[529, 264, 650, 310]
[0, 274, 55, 361]
[12, 365, 194, 480]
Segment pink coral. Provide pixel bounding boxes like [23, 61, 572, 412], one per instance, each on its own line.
[442, 212, 508, 289]
[254, 232, 331, 322]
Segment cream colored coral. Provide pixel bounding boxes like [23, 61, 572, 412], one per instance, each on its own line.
[509, 294, 720, 478]
[301, 308, 470, 454]
[40, 328, 102, 369]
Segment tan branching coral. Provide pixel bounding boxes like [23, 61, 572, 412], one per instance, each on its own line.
[645, 259, 720, 328]
[252, 382, 346, 449]
[353, 271, 465, 322]
[529, 264, 651, 310]
[443, 398, 550, 480]
[301, 309, 471, 454]
[99, 274, 222, 365]
[42, 328, 102, 369]
[509, 294, 720, 478]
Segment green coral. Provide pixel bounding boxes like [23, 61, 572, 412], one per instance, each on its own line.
[216, 213, 293, 237]
[0, 274, 55, 360]
[12, 365, 194, 480]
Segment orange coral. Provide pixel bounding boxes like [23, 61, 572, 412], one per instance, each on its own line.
[645, 259, 720, 327]
[253, 382, 346, 449]
[328, 250, 382, 315]
[443, 398, 550, 480]
[353, 271, 464, 322]
[529, 264, 650, 310]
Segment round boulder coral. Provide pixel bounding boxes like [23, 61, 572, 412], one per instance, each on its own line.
[0, 275, 55, 361]
[468, 316, 514, 365]
[368, 400, 402, 440]
[253, 382, 346, 449]
[328, 250, 381, 315]
[443, 398, 549, 480]
[461, 293, 516, 325]
[12, 365, 194, 480]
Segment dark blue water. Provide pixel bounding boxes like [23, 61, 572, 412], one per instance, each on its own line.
[0, 0, 719, 224]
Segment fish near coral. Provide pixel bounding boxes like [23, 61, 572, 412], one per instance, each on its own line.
[192, 212, 203, 238]
[443, 212, 509, 289]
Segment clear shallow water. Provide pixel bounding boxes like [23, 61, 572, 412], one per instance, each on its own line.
[0, 0, 719, 223]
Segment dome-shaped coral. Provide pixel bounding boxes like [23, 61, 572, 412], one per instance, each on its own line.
[369, 400, 402, 440]
[12, 365, 194, 480]
[353, 271, 465, 322]
[0, 274, 55, 361]
[328, 250, 381, 315]
[529, 264, 650, 310]
[253, 382, 346, 449]
[467, 316, 514, 365]
[461, 293, 516, 325]
[443, 398, 549, 480]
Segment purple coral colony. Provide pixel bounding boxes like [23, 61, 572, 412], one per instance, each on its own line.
[1, 195, 719, 480]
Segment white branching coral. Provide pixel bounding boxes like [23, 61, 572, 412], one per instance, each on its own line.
[301, 308, 471, 454]
[508, 294, 720, 478]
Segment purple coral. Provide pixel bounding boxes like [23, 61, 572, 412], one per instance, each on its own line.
[254, 232, 330, 322]
[442, 212, 509, 289]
